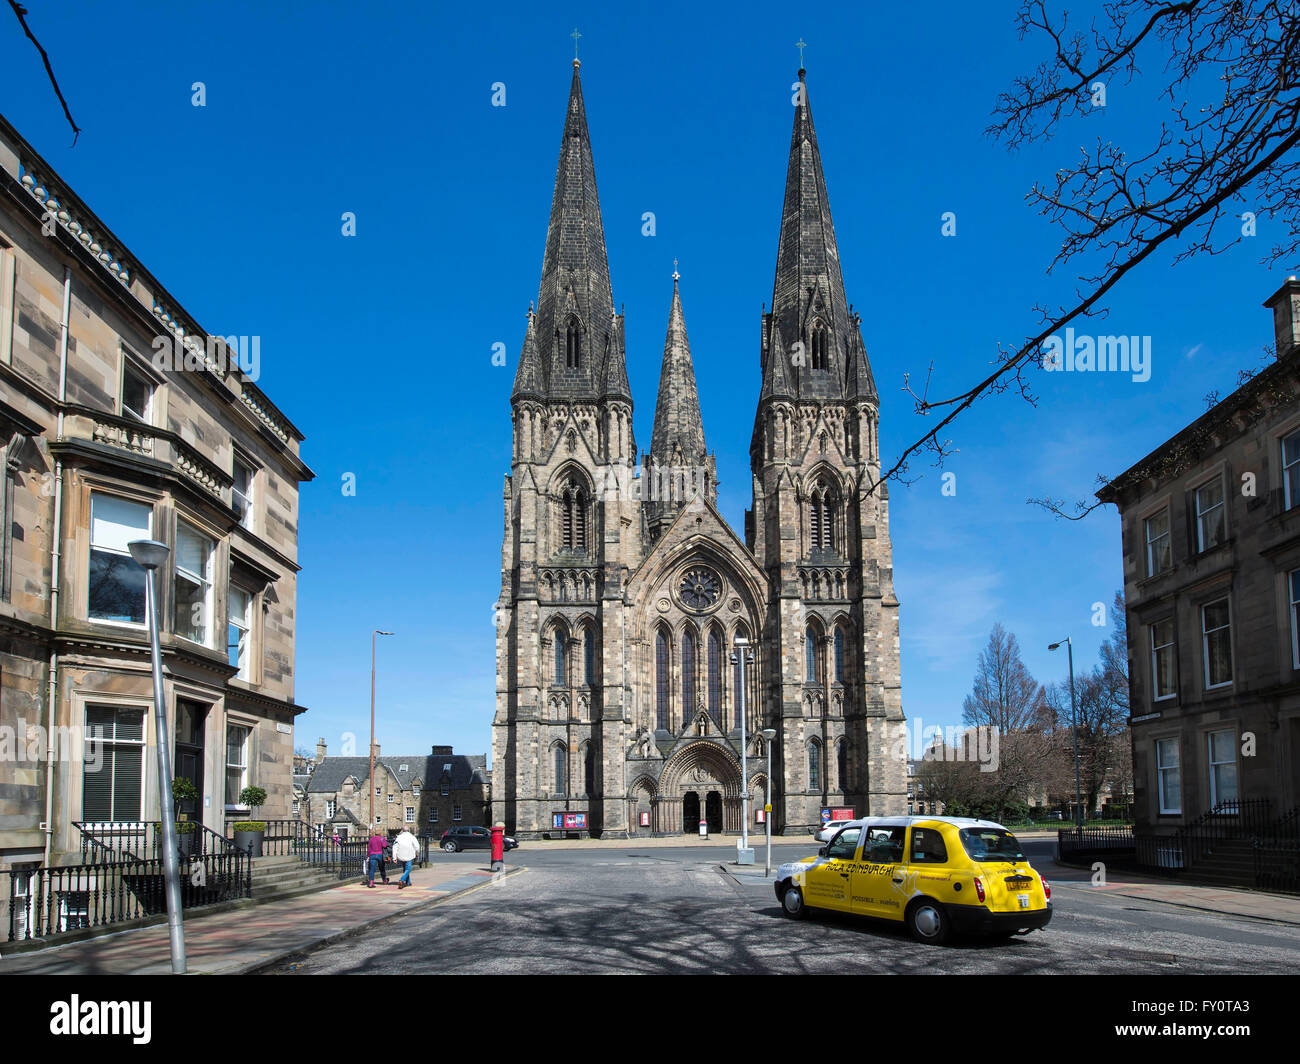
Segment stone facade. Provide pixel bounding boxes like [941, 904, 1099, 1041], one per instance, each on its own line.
[0, 113, 313, 873]
[304, 741, 490, 838]
[493, 63, 907, 839]
[1098, 279, 1300, 837]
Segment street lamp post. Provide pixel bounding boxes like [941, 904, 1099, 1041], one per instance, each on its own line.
[127, 539, 185, 975]
[1049, 636, 1084, 831]
[762, 727, 776, 877]
[369, 629, 394, 828]
[731, 638, 756, 863]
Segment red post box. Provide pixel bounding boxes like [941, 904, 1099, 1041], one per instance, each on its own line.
[491, 822, 505, 872]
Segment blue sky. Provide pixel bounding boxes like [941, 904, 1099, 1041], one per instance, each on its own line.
[3, 2, 1284, 763]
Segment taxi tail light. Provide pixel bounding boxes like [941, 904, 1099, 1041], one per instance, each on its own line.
[1041, 874, 1051, 901]
[973, 876, 985, 903]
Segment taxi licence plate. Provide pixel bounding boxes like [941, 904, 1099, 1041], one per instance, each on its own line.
[1017, 894, 1030, 908]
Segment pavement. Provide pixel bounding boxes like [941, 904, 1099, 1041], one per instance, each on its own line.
[0, 860, 522, 975]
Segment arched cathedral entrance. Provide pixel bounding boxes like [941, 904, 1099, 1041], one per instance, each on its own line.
[658, 740, 743, 834]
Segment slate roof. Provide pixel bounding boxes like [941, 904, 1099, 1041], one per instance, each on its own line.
[306, 753, 488, 794]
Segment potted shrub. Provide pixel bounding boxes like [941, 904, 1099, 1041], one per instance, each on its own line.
[171, 777, 200, 858]
[231, 785, 268, 857]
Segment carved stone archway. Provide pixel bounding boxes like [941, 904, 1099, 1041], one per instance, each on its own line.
[657, 739, 743, 833]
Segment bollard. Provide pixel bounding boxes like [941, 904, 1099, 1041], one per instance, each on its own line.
[491, 822, 505, 873]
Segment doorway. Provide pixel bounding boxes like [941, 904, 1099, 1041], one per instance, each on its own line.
[706, 791, 723, 833]
[174, 699, 207, 820]
[682, 791, 700, 833]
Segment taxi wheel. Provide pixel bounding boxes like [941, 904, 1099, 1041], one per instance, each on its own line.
[906, 898, 951, 945]
[781, 885, 807, 919]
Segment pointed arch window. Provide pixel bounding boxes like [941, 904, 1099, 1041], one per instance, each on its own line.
[565, 317, 581, 369]
[811, 324, 829, 370]
[808, 478, 837, 553]
[553, 743, 568, 796]
[554, 633, 566, 687]
[809, 741, 821, 791]
[731, 625, 750, 730]
[834, 626, 846, 684]
[805, 625, 821, 685]
[583, 743, 595, 796]
[655, 629, 670, 731]
[707, 629, 723, 727]
[560, 478, 587, 552]
[681, 630, 697, 719]
[837, 739, 847, 792]
[583, 627, 596, 686]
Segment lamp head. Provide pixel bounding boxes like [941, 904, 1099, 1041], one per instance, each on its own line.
[375, 630, 394, 636]
[127, 539, 170, 571]
[761, 728, 776, 741]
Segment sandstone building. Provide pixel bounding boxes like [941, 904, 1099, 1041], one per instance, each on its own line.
[304, 740, 489, 838]
[0, 113, 313, 877]
[494, 61, 907, 838]
[1099, 279, 1300, 839]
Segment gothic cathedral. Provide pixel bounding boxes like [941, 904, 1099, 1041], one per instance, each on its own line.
[493, 59, 906, 838]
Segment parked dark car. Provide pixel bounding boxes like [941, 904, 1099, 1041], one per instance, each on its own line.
[439, 826, 518, 853]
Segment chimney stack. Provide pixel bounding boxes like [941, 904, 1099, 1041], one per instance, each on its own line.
[1263, 276, 1300, 359]
[371, 741, 380, 759]
[316, 737, 327, 762]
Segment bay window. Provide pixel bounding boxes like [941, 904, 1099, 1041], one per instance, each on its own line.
[88, 493, 150, 624]
[174, 521, 215, 645]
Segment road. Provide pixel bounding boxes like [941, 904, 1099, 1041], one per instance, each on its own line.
[264, 839, 1300, 975]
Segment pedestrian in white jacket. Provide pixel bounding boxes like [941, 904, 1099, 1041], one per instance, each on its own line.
[393, 829, 420, 888]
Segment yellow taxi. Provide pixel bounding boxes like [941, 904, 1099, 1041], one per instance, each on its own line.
[774, 816, 1052, 944]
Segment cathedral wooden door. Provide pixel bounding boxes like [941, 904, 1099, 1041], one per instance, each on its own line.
[682, 792, 700, 833]
[705, 792, 723, 833]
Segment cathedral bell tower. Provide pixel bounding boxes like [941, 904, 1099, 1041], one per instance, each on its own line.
[748, 66, 906, 826]
[496, 59, 637, 838]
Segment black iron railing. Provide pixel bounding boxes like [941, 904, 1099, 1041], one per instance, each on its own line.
[1170, 798, 1272, 869]
[1253, 805, 1300, 895]
[1058, 824, 1136, 862]
[2, 850, 251, 944]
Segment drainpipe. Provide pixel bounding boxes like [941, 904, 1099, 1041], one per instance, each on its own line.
[42, 266, 70, 867]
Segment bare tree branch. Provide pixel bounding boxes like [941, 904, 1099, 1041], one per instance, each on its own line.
[880, 1, 1300, 501]
[8, 1, 81, 145]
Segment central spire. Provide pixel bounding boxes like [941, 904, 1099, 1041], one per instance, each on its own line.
[521, 59, 620, 401]
[646, 271, 716, 540]
[763, 68, 875, 403]
[650, 271, 707, 467]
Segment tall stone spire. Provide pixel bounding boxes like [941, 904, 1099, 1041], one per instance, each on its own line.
[532, 59, 616, 399]
[646, 270, 715, 540]
[650, 272, 707, 466]
[762, 68, 875, 402]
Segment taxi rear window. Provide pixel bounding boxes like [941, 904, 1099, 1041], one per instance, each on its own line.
[958, 828, 1025, 862]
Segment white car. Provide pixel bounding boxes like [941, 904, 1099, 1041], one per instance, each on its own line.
[814, 819, 854, 843]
